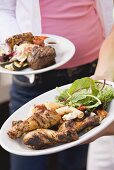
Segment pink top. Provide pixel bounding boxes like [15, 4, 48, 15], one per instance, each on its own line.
[40, 0, 104, 69]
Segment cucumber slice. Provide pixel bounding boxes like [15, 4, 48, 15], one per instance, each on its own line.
[13, 61, 28, 71]
[0, 61, 12, 67]
[4, 63, 14, 71]
[23, 62, 28, 68]
[0, 61, 14, 71]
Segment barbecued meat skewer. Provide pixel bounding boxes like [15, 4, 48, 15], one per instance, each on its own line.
[7, 104, 61, 139]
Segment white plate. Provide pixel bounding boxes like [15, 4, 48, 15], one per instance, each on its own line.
[1, 81, 114, 156]
[0, 34, 75, 75]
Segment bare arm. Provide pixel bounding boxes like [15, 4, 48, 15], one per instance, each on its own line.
[92, 25, 114, 137]
[94, 25, 114, 81]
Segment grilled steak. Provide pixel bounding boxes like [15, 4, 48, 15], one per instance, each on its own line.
[27, 46, 56, 70]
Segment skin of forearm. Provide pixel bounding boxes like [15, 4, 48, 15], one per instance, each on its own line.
[95, 26, 114, 81]
[104, 121, 114, 135]
[94, 26, 114, 136]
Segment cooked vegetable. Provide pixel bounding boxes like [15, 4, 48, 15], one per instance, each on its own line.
[33, 36, 48, 46]
[0, 61, 14, 70]
[13, 61, 28, 71]
[0, 61, 13, 67]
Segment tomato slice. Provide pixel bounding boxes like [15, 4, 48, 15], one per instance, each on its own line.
[33, 36, 48, 46]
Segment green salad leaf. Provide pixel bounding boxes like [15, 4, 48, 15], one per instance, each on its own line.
[56, 77, 114, 111]
[97, 83, 114, 104]
[68, 77, 99, 96]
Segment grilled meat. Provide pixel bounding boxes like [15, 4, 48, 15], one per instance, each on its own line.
[7, 104, 61, 139]
[7, 100, 108, 150]
[95, 109, 108, 121]
[58, 115, 100, 133]
[27, 46, 56, 70]
[22, 115, 99, 150]
[6, 32, 34, 50]
[23, 128, 78, 149]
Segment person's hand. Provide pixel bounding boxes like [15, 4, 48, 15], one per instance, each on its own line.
[91, 74, 113, 82]
[81, 121, 114, 144]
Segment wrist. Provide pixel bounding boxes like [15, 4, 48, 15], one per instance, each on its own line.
[103, 121, 114, 136]
[94, 67, 114, 82]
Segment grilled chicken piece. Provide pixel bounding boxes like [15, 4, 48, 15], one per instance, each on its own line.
[22, 115, 99, 150]
[95, 109, 108, 121]
[23, 128, 78, 149]
[58, 115, 100, 133]
[7, 104, 61, 139]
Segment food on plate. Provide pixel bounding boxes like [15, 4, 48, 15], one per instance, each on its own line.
[44, 37, 60, 55]
[7, 104, 61, 139]
[33, 36, 48, 46]
[23, 128, 78, 150]
[0, 43, 12, 62]
[23, 115, 99, 149]
[27, 45, 56, 70]
[7, 77, 114, 150]
[6, 32, 34, 50]
[0, 32, 57, 71]
[56, 77, 114, 110]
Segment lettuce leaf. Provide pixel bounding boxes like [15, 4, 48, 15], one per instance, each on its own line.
[97, 84, 114, 103]
[68, 77, 99, 95]
[56, 77, 114, 110]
